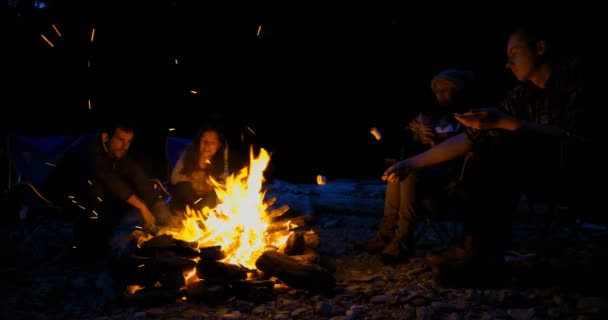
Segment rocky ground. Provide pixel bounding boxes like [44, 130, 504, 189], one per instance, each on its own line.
[2, 179, 608, 320]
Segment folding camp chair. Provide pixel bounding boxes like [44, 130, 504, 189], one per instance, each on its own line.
[165, 136, 191, 180]
[411, 153, 473, 249]
[165, 137, 192, 179]
[7, 135, 88, 217]
[118, 136, 189, 203]
[4, 134, 90, 261]
[154, 136, 190, 198]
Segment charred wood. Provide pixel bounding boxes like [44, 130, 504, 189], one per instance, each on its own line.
[303, 229, 320, 249]
[289, 251, 320, 265]
[196, 259, 248, 283]
[255, 250, 335, 294]
[263, 204, 290, 221]
[138, 234, 200, 258]
[186, 280, 231, 302]
[266, 215, 313, 234]
[154, 250, 197, 271]
[282, 231, 305, 255]
[199, 245, 226, 261]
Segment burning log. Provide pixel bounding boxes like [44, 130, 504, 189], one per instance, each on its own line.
[263, 204, 290, 221]
[303, 229, 320, 249]
[287, 249, 336, 273]
[199, 245, 226, 261]
[159, 268, 187, 290]
[289, 251, 320, 265]
[154, 250, 197, 271]
[265, 215, 314, 234]
[282, 231, 305, 255]
[196, 259, 249, 283]
[255, 250, 335, 294]
[139, 234, 200, 258]
[264, 196, 277, 208]
[110, 234, 200, 295]
[281, 229, 321, 255]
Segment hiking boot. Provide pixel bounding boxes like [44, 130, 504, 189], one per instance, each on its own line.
[381, 238, 412, 264]
[354, 233, 390, 254]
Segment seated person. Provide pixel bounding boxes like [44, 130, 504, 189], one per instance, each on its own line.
[383, 24, 584, 286]
[355, 68, 477, 263]
[169, 122, 246, 212]
[41, 122, 170, 256]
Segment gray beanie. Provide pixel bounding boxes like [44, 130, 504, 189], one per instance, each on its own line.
[431, 68, 475, 90]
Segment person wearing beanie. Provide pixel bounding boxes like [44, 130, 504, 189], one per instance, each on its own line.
[383, 24, 584, 287]
[431, 68, 474, 92]
[355, 67, 478, 263]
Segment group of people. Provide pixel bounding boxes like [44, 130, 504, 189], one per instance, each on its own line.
[18, 22, 585, 289]
[355, 23, 585, 286]
[35, 120, 246, 261]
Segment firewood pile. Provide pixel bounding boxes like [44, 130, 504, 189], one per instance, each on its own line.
[112, 201, 335, 306]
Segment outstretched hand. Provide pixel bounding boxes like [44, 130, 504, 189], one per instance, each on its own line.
[382, 159, 412, 182]
[454, 108, 520, 131]
[139, 206, 157, 233]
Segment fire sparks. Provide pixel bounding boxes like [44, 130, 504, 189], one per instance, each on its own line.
[40, 34, 54, 47]
[370, 127, 382, 140]
[153, 148, 292, 270]
[51, 24, 62, 37]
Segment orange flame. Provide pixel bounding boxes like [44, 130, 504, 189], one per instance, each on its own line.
[156, 147, 290, 270]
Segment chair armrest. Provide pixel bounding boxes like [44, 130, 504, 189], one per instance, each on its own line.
[148, 178, 170, 197]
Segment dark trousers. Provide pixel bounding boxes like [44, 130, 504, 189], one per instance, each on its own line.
[456, 135, 563, 260]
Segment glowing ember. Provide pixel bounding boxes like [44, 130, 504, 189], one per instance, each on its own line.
[316, 175, 326, 185]
[370, 127, 382, 140]
[152, 147, 291, 270]
[125, 285, 144, 295]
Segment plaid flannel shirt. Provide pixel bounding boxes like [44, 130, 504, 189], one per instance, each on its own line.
[465, 59, 583, 147]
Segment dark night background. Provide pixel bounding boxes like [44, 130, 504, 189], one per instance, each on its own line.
[4, 1, 587, 183]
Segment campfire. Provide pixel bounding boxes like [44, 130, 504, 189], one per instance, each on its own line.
[115, 147, 335, 304]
